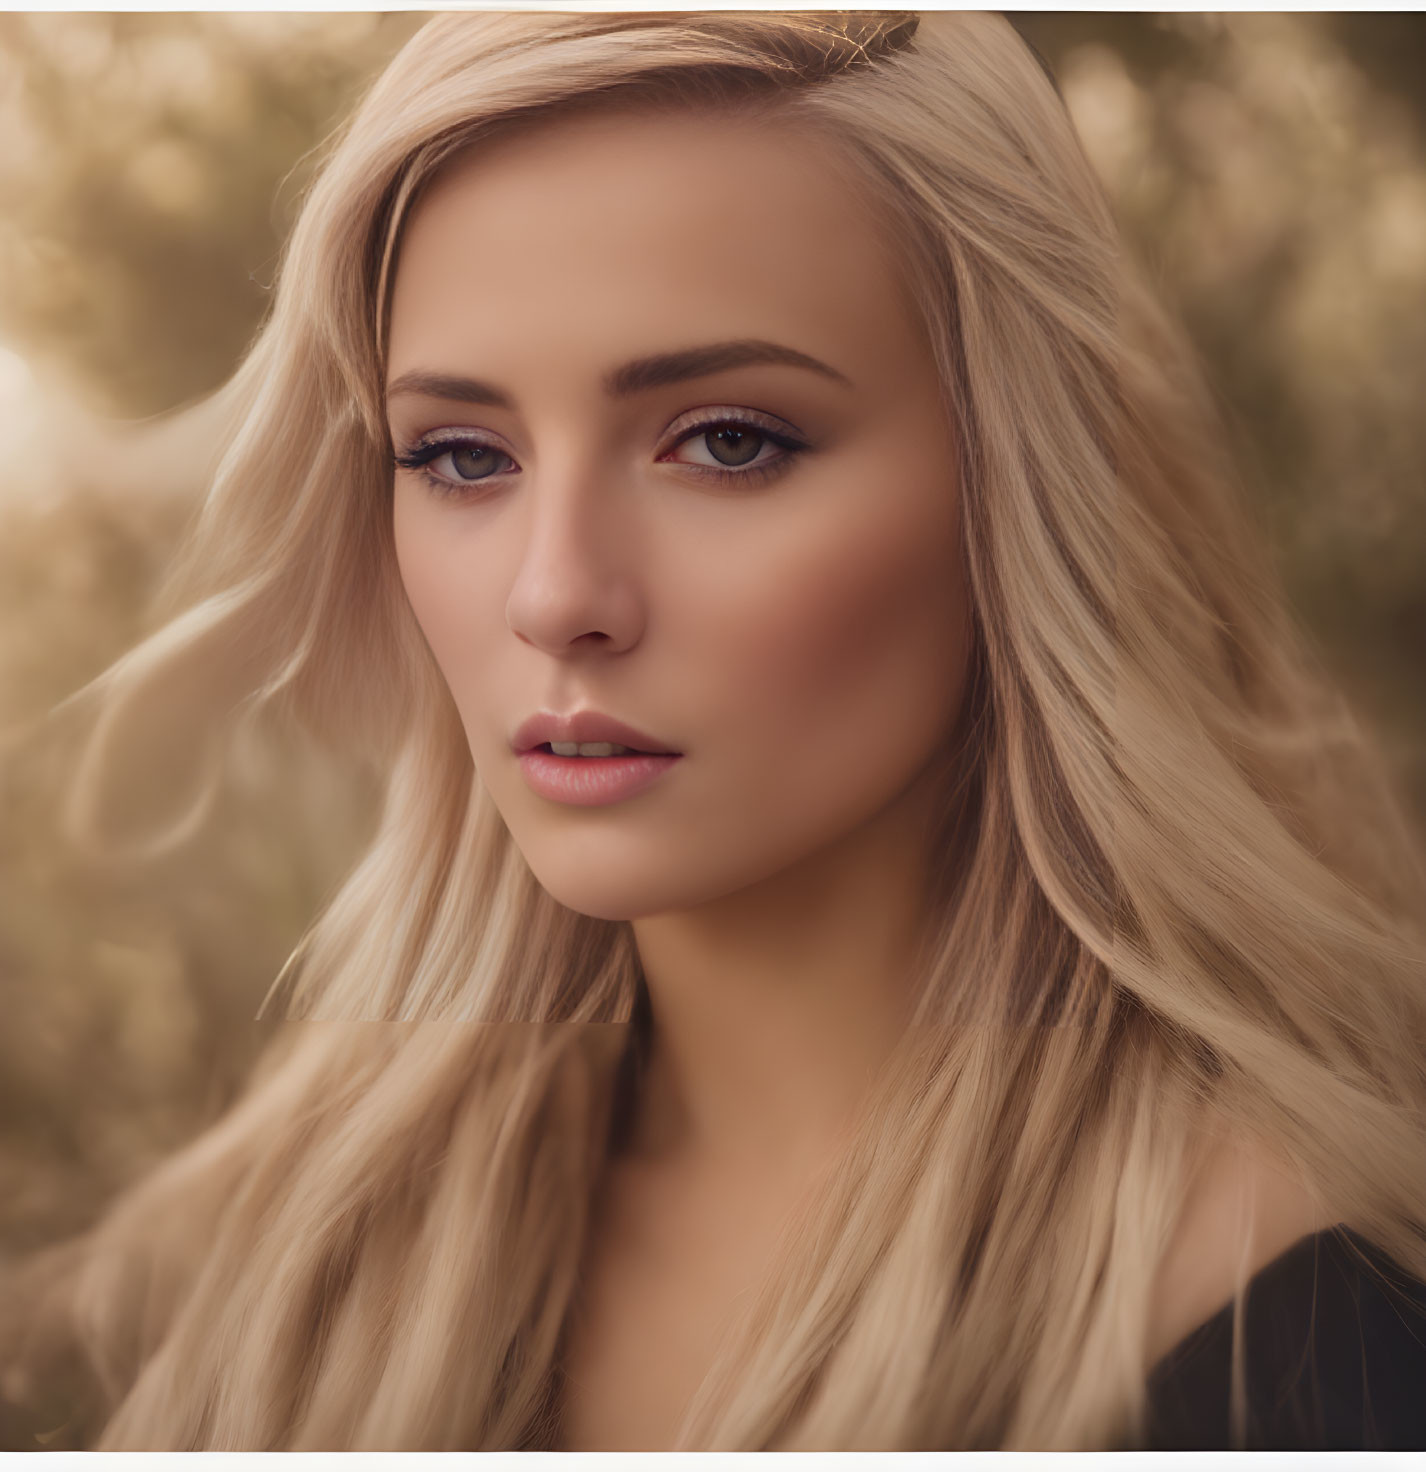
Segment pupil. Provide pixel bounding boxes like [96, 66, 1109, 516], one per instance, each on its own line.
[708, 428, 762, 467]
[450, 445, 500, 479]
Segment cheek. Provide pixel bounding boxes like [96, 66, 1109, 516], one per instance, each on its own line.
[723, 477, 967, 793]
[392, 494, 495, 702]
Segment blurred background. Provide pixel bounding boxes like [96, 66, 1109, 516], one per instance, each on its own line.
[0, 5, 1423, 1339]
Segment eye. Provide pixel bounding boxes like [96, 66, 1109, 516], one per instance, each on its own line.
[668, 423, 777, 471]
[659, 410, 809, 485]
[432, 443, 512, 482]
[393, 435, 515, 498]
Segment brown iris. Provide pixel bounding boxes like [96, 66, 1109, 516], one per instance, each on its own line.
[706, 426, 763, 467]
[450, 444, 506, 479]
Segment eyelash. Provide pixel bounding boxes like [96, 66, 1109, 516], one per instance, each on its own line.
[392, 411, 809, 501]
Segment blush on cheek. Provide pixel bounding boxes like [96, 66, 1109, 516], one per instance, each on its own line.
[763, 495, 964, 743]
[391, 495, 431, 628]
[392, 495, 484, 688]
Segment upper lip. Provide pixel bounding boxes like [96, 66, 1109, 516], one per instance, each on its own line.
[512, 710, 681, 755]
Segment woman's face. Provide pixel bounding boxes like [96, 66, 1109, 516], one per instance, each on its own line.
[386, 104, 972, 921]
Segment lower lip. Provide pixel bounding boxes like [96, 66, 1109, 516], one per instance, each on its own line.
[516, 749, 682, 806]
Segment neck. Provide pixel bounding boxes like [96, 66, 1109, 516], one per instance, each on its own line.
[626, 773, 945, 1184]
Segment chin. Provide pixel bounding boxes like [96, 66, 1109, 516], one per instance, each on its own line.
[523, 864, 687, 923]
[514, 836, 755, 922]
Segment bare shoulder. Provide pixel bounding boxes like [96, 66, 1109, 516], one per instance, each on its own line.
[1145, 1123, 1334, 1368]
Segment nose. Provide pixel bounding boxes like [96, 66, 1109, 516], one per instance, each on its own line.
[504, 465, 646, 658]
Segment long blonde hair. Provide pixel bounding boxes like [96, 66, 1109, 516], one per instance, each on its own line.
[5, 10, 1425, 1451]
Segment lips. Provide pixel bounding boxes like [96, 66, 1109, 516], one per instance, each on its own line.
[511, 710, 681, 756]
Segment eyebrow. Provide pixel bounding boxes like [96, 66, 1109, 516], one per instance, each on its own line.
[385, 338, 852, 409]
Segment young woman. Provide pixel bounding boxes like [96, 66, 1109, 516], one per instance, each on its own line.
[4, 9, 1425, 1452]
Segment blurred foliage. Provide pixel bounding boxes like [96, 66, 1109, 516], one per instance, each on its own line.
[0, 12, 424, 412]
[0, 15, 417, 1264]
[0, 14, 1423, 1395]
[1017, 13, 1426, 764]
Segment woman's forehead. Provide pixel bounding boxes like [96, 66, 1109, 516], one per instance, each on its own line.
[386, 106, 926, 390]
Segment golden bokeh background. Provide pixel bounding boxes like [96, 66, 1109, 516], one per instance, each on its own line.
[0, 12, 1423, 1403]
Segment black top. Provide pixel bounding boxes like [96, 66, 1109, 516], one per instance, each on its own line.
[1144, 1227, 1426, 1450]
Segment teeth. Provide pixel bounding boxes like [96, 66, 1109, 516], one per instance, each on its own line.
[549, 741, 636, 757]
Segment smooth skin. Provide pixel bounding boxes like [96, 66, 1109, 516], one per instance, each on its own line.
[385, 103, 1326, 1450]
